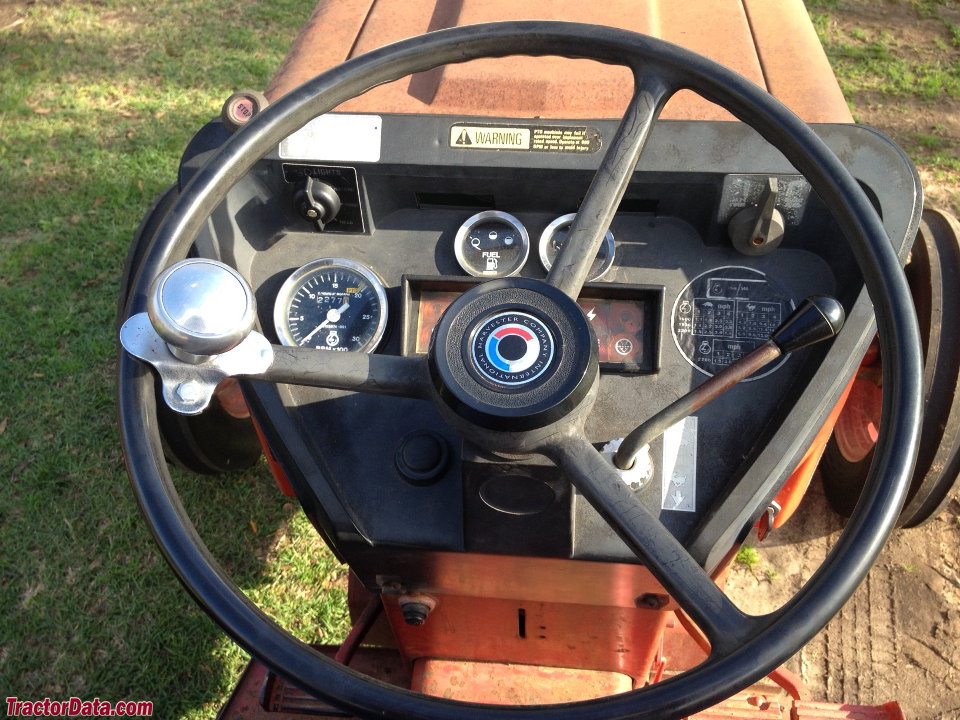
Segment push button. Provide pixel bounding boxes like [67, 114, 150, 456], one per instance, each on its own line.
[395, 431, 449, 485]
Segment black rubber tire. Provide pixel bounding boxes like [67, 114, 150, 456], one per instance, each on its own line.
[822, 208, 960, 526]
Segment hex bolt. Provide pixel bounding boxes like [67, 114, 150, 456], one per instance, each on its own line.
[635, 593, 669, 610]
[176, 380, 204, 403]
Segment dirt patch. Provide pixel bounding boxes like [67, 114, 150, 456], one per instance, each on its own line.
[0, 2, 30, 30]
[728, 477, 960, 719]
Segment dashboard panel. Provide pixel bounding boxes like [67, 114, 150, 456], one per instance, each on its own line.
[183, 113, 921, 578]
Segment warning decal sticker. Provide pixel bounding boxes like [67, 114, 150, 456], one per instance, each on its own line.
[450, 124, 600, 153]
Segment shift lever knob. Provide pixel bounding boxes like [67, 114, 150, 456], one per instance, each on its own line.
[147, 258, 256, 362]
[771, 296, 845, 354]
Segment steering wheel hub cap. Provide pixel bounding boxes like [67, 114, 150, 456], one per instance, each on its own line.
[428, 278, 597, 433]
[471, 311, 555, 388]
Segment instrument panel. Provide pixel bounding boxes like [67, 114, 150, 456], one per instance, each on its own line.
[217, 116, 918, 569]
[402, 276, 658, 372]
[268, 206, 662, 374]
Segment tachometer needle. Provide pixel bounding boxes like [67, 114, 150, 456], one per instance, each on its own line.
[300, 301, 350, 345]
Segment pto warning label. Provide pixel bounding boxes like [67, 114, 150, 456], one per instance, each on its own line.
[449, 124, 600, 153]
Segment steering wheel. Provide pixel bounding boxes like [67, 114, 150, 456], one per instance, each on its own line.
[117, 22, 922, 720]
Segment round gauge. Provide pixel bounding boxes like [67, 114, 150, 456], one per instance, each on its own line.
[539, 213, 615, 281]
[274, 258, 388, 353]
[454, 210, 530, 278]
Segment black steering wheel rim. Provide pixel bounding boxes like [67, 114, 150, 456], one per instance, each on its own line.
[117, 21, 922, 720]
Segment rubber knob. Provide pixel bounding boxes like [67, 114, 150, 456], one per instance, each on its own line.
[771, 296, 845, 354]
[220, 89, 268, 133]
[395, 431, 449, 485]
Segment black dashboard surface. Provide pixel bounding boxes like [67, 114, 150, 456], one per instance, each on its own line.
[185, 114, 921, 577]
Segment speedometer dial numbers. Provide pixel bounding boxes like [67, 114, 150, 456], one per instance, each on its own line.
[274, 258, 388, 353]
[454, 210, 530, 278]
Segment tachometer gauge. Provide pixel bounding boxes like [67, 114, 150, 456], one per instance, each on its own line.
[274, 258, 388, 353]
[454, 210, 530, 278]
[539, 213, 615, 281]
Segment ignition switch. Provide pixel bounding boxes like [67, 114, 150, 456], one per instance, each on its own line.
[294, 175, 342, 231]
[728, 177, 785, 256]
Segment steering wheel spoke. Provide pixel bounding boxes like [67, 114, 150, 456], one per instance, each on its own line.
[258, 345, 431, 399]
[546, 72, 673, 299]
[545, 432, 755, 654]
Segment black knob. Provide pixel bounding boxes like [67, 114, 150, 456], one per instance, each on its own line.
[295, 176, 341, 230]
[771, 296, 845, 354]
[395, 431, 449, 485]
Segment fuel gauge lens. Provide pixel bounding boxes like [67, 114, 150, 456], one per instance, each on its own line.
[539, 213, 615, 281]
[454, 210, 530, 278]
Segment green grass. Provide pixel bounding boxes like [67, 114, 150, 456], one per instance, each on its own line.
[808, 0, 960, 215]
[825, 33, 960, 100]
[734, 545, 762, 572]
[0, 2, 348, 717]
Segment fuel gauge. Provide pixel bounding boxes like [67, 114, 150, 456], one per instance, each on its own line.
[454, 210, 530, 278]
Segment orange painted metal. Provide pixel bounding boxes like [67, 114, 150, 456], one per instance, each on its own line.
[219, 646, 409, 718]
[667, 609, 808, 702]
[250, 415, 296, 498]
[792, 701, 906, 720]
[265, 0, 851, 123]
[741, 0, 853, 123]
[411, 659, 633, 704]
[760, 376, 857, 536]
[382, 591, 671, 680]
[834, 376, 883, 463]
[220, 650, 906, 718]
[686, 679, 791, 718]
[370, 550, 679, 610]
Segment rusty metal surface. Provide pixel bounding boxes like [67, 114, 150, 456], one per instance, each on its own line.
[265, 0, 852, 123]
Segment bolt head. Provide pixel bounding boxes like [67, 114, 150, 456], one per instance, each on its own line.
[176, 380, 204, 403]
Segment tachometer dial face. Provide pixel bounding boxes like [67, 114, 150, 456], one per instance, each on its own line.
[274, 258, 388, 353]
[454, 210, 530, 278]
[539, 213, 615, 281]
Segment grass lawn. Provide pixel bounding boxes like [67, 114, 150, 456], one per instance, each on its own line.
[0, 3, 347, 717]
[0, 1, 957, 718]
